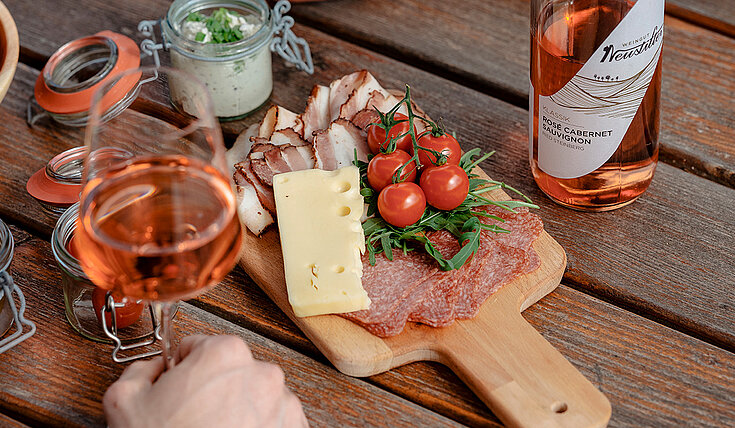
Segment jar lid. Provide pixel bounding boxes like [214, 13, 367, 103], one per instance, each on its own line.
[26, 146, 86, 207]
[34, 31, 142, 115]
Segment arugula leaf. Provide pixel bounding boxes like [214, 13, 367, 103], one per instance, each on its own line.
[357, 87, 538, 271]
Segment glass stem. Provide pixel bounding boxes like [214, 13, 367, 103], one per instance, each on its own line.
[153, 301, 176, 371]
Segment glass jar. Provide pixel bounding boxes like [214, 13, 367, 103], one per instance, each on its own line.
[29, 31, 143, 127]
[26, 146, 85, 218]
[0, 219, 13, 337]
[142, 0, 313, 120]
[0, 218, 36, 354]
[52, 203, 171, 345]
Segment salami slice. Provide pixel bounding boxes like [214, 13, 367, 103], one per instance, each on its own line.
[407, 230, 461, 327]
[341, 250, 436, 325]
[343, 205, 545, 337]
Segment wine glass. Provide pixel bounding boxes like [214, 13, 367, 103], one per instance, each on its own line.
[77, 66, 242, 369]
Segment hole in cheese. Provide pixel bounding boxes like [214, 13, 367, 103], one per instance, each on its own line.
[338, 206, 351, 216]
[335, 182, 351, 193]
[334, 266, 345, 273]
[551, 402, 568, 413]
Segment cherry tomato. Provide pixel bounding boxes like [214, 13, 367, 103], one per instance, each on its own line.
[419, 164, 470, 210]
[377, 182, 426, 228]
[92, 288, 145, 329]
[417, 132, 461, 167]
[367, 150, 417, 192]
[367, 113, 416, 154]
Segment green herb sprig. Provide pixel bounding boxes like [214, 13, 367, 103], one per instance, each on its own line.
[186, 8, 246, 44]
[354, 87, 538, 271]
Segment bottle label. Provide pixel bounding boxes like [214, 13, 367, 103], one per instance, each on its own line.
[536, 0, 664, 179]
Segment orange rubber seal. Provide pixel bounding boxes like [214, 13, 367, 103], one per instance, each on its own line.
[34, 31, 141, 115]
[26, 168, 81, 206]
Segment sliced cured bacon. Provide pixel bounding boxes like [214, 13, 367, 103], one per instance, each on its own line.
[313, 119, 370, 170]
[227, 123, 259, 171]
[258, 105, 304, 139]
[339, 72, 390, 121]
[234, 159, 276, 215]
[328, 71, 365, 121]
[302, 85, 330, 142]
[233, 169, 274, 236]
[248, 131, 316, 186]
[351, 109, 380, 131]
[365, 90, 406, 116]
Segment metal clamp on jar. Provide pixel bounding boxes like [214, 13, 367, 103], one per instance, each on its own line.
[139, 0, 313, 120]
[0, 218, 37, 354]
[52, 203, 178, 363]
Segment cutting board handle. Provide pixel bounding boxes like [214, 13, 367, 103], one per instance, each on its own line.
[437, 288, 611, 428]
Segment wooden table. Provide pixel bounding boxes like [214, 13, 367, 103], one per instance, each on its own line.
[1, 0, 733, 426]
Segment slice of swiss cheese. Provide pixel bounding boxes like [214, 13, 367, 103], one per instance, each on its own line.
[273, 166, 370, 317]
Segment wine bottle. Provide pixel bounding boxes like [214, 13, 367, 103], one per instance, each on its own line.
[530, 0, 664, 211]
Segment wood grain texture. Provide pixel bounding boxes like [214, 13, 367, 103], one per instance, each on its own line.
[234, 174, 614, 428]
[0, 6, 732, 426]
[0, 413, 30, 428]
[6, 0, 735, 188]
[288, 1, 735, 189]
[666, 0, 735, 37]
[4, 28, 735, 352]
[0, 232, 463, 428]
[200, 240, 735, 427]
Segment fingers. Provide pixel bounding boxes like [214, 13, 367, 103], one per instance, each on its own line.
[282, 392, 309, 428]
[117, 357, 165, 384]
[176, 335, 253, 367]
[103, 358, 165, 426]
[174, 334, 211, 363]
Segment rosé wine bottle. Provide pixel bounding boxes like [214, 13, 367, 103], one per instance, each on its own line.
[530, 0, 663, 211]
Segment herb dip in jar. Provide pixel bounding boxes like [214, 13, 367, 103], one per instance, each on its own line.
[163, 0, 274, 120]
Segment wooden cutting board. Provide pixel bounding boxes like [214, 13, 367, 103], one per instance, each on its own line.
[236, 170, 611, 428]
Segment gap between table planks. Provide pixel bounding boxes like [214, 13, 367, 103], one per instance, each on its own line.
[1, 66, 735, 420]
[5, 32, 735, 353]
[2, 0, 733, 351]
[0, 10, 731, 427]
[2, 211, 734, 427]
[288, 0, 735, 189]
[236, 166, 614, 428]
[0, 228, 464, 428]
[0, 412, 30, 428]
[4, 0, 735, 188]
[3, 67, 727, 424]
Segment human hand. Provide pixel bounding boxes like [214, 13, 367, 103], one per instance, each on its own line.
[103, 335, 308, 428]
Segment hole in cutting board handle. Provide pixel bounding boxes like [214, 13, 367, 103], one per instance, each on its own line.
[551, 402, 568, 413]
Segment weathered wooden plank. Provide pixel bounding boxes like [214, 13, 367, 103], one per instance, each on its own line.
[667, 0, 735, 37]
[287, 2, 735, 189]
[1, 14, 734, 427]
[5, 28, 735, 353]
[0, 413, 30, 428]
[7, 0, 735, 188]
[199, 274, 735, 428]
[0, 231, 463, 428]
